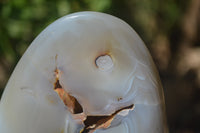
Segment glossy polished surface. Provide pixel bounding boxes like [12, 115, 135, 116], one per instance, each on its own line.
[0, 12, 168, 133]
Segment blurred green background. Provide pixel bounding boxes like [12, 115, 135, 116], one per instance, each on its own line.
[0, 0, 200, 132]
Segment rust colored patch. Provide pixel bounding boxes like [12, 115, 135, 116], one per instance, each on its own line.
[80, 104, 134, 133]
[60, 129, 64, 133]
[117, 97, 123, 101]
[54, 68, 83, 114]
[93, 39, 114, 68]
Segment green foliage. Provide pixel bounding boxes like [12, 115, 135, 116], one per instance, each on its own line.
[0, 0, 111, 62]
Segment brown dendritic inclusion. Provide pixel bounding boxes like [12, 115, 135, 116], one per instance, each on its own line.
[80, 104, 134, 133]
[54, 68, 83, 114]
[54, 68, 134, 133]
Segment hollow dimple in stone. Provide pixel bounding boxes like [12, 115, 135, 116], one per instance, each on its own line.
[95, 55, 113, 72]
